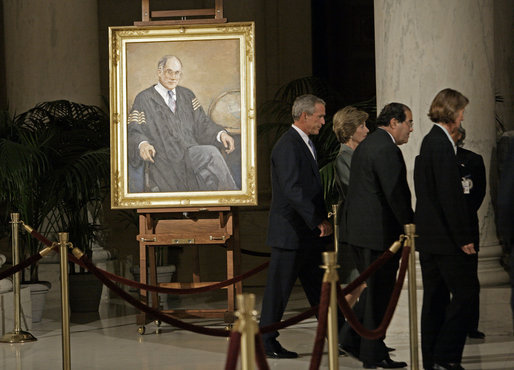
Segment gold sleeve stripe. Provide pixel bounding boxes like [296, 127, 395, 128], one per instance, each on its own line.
[192, 97, 201, 111]
[128, 111, 146, 125]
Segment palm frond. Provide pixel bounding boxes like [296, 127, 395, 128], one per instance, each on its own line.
[0, 100, 110, 280]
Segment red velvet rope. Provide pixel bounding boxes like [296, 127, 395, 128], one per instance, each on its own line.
[336, 246, 411, 340]
[104, 261, 268, 294]
[25, 226, 318, 335]
[309, 281, 331, 370]
[340, 250, 394, 296]
[224, 331, 241, 370]
[67, 252, 268, 295]
[255, 333, 270, 370]
[28, 229, 53, 247]
[0, 253, 43, 280]
[79, 254, 229, 337]
[27, 226, 269, 295]
[259, 305, 318, 334]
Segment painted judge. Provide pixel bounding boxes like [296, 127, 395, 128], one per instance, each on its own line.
[127, 55, 238, 193]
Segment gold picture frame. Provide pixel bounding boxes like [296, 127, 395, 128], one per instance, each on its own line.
[109, 22, 256, 209]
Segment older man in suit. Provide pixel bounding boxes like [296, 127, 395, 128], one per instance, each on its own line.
[414, 88, 477, 370]
[259, 94, 333, 358]
[339, 102, 414, 369]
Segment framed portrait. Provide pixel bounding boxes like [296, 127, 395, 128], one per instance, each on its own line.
[109, 22, 256, 209]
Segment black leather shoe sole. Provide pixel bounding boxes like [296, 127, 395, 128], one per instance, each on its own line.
[363, 358, 407, 369]
[468, 330, 485, 339]
[432, 362, 464, 370]
[265, 349, 298, 359]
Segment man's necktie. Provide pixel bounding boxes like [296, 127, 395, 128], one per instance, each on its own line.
[167, 90, 176, 113]
[308, 139, 317, 161]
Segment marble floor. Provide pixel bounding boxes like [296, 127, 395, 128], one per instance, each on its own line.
[1, 284, 512, 369]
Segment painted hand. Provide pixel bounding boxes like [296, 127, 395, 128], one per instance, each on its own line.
[220, 132, 235, 154]
[139, 142, 156, 163]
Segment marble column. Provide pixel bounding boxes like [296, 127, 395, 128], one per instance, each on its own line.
[374, 0, 509, 286]
[3, 0, 101, 113]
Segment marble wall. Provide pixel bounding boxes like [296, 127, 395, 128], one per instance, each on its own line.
[374, 0, 509, 285]
[2, 0, 101, 113]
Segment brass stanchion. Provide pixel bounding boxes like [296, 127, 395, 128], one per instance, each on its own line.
[235, 293, 257, 370]
[405, 224, 419, 370]
[321, 251, 339, 369]
[328, 204, 339, 254]
[0, 213, 37, 343]
[58, 232, 71, 370]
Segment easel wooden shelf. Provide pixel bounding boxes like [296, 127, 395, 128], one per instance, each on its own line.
[136, 207, 242, 333]
[135, 0, 227, 26]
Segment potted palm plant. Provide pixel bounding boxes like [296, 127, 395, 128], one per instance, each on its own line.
[0, 100, 110, 318]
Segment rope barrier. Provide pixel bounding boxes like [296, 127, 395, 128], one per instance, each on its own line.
[91, 261, 269, 295]
[78, 254, 230, 337]
[340, 249, 394, 296]
[23, 225, 269, 295]
[21, 225, 320, 337]
[254, 333, 270, 370]
[259, 305, 318, 334]
[224, 331, 242, 370]
[336, 245, 411, 340]
[19, 223, 410, 349]
[0, 253, 43, 281]
[309, 281, 331, 370]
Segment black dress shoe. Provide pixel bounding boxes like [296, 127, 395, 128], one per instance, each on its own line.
[264, 342, 298, 359]
[432, 362, 464, 370]
[363, 357, 407, 369]
[467, 330, 485, 339]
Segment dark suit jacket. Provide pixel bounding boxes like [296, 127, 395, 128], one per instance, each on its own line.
[414, 125, 473, 255]
[456, 147, 486, 248]
[266, 127, 327, 250]
[342, 128, 413, 251]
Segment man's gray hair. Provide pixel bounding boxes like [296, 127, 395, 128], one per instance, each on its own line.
[291, 94, 326, 121]
[157, 55, 183, 70]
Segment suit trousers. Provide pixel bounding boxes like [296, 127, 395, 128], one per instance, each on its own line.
[469, 253, 480, 333]
[187, 145, 237, 190]
[339, 245, 400, 363]
[419, 252, 479, 368]
[259, 245, 328, 347]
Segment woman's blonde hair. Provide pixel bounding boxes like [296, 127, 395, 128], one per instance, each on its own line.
[428, 88, 469, 124]
[333, 106, 369, 143]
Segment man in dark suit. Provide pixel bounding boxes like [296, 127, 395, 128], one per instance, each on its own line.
[339, 102, 414, 369]
[414, 88, 478, 370]
[259, 94, 333, 358]
[451, 126, 487, 339]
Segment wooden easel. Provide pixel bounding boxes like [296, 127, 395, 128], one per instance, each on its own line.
[134, 1, 241, 334]
[136, 207, 242, 333]
[134, 0, 226, 26]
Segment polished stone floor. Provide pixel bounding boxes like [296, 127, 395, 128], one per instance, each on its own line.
[1, 284, 512, 369]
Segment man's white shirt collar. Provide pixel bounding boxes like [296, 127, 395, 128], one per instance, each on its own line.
[435, 124, 457, 154]
[292, 124, 316, 159]
[154, 83, 175, 103]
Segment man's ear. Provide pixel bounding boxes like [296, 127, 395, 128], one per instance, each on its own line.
[389, 118, 398, 128]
